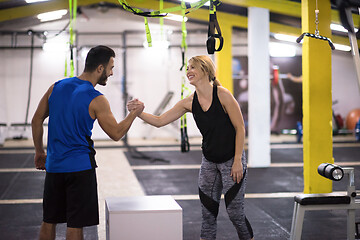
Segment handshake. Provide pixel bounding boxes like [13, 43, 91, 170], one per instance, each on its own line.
[127, 98, 145, 116]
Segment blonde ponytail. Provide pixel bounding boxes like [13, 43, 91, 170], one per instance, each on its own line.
[213, 78, 221, 86]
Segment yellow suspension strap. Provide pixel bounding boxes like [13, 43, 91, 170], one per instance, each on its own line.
[117, 0, 208, 16]
[118, 0, 164, 47]
[296, 0, 335, 50]
[180, 76, 190, 153]
[66, 0, 77, 77]
[206, 0, 223, 54]
[144, 17, 152, 47]
[159, 0, 164, 41]
[180, 0, 190, 152]
[116, 0, 209, 47]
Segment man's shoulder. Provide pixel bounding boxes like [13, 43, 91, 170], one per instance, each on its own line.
[54, 77, 75, 86]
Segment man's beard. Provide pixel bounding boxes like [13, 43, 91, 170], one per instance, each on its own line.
[98, 70, 108, 86]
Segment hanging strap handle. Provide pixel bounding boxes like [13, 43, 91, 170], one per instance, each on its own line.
[296, 32, 335, 50]
[206, 0, 223, 54]
[296, 3, 335, 51]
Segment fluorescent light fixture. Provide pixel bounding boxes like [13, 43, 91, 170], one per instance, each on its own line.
[331, 23, 349, 33]
[165, 14, 188, 22]
[269, 42, 296, 57]
[43, 38, 69, 52]
[273, 33, 298, 43]
[26, 0, 49, 3]
[178, 0, 210, 7]
[143, 40, 170, 49]
[330, 23, 358, 33]
[333, 43, 351, 51]
[37, 9, 67, 22]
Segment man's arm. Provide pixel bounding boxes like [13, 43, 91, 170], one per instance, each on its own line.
[90, 95, 144, 141]
[31, 84, 53, 170]
[127, 95, 193, 128]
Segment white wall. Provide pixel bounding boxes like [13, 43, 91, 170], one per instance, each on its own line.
[0, 7, 359, 141]
[0, 10, 207, 141]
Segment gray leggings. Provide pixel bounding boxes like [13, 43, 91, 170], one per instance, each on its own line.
[198, 153, 253, 240]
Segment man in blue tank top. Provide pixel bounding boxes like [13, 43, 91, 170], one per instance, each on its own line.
[31, 45, 144, 240]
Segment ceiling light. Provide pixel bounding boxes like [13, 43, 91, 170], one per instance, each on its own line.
[143, 40, 170, 49]
[178, 0, 210, 7]
[333, 43, 351, 51]
[43, 38, 69, 52]
[37, 9, 67, 22]
[273, 33, 298, 43]
[330, 23, 358, 33]
[269, 42, 296, 57]
[165, 14, 188, 22]
[26, 0, 49, 3]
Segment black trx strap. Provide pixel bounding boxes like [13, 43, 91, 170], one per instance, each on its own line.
[180, 112, 190, 152]
[180, 49, 186, 71]
[334, 0, 360, 34]
[206, 0, 223, 54]
[120, 1, 167, 17]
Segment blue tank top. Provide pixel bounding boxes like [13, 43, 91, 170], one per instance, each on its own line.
[192, 85, 236, 163]
[46, 77, 102, 173]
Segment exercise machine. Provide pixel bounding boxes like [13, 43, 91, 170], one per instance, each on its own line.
[290, 163, 360, 240]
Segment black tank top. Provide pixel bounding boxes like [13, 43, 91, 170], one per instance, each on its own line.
[192, 85, 236, 163]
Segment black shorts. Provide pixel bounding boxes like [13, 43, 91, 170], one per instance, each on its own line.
[43, 168, 99, 228]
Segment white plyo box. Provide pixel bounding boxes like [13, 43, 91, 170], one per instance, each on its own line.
[106, 195, 183, 240]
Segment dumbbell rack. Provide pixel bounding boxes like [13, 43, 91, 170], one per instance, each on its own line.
[290, 167, 360, 240]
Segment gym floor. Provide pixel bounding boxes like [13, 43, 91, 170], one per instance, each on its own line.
[1, 135, 360, 240]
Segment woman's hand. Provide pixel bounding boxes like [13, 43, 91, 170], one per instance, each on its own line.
[127, 99, 144, 115]
[230, 157, 243, 184]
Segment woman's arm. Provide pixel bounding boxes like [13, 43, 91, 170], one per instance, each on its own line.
[130, 95, 193, 128]
[218, 87, 246, 183]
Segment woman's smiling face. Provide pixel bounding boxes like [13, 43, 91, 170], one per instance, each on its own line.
[186, 60, 207, 86]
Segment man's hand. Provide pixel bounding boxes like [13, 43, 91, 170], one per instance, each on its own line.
[34, 152, 46, 170]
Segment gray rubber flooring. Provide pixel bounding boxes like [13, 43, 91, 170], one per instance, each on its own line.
[0, 152, 97, 240]
[125, 146, 360, 240]
[0, 144, 359, 239]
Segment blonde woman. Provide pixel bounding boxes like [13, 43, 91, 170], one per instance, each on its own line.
[128, 55, 254, 240]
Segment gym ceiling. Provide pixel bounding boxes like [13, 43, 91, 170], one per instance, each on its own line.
[0, 0, 359, 47]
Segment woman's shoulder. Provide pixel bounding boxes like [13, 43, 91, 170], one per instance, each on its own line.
[186, 93, 195, 104]
[181, 93, 194, 112]
[217, 86, 232, 99]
